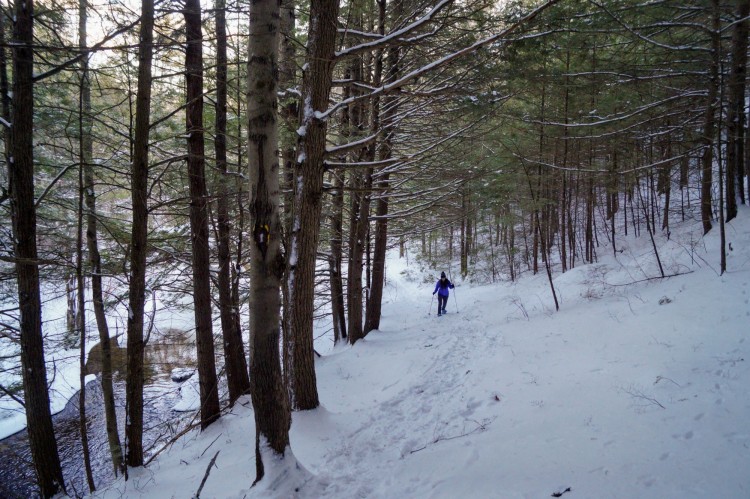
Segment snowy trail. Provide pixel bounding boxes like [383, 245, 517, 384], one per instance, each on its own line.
[91, 213, 750, 499]
[295, 286, 513, 498]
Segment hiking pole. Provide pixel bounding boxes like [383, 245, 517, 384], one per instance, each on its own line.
[428, 294, 434, 316]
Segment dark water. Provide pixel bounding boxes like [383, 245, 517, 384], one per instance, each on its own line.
[0, 340, 198, 498]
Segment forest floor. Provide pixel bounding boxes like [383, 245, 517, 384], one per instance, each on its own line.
[93, 207, 750, 498]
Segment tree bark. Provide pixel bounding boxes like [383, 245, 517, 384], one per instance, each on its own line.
[125, 0, 154, 468]
[279, 0, 298, 397]
[77, 113, 96, 494]
[701, 0, 720, 235]
[247, 0, 291, 483]
[214, 0, 250, 406]
[364, 22, 399, 334]
[347, 35, 374, 344]
[725, 0, 749, 222]
[329, 169, 347, 343]
[77, 6, 95, 490]
[9, 0, 66, 495]
[185, 0, 221, 429]
[287, 0, 340, 410]
[79, 0, 124, 476]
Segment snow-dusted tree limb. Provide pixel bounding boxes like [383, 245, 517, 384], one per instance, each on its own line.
[321, 0, 564, 120]
[509, 148, 699, 176]
[336, 0, 454, 59]
[324, 156, 405, 168]
[527, 91, 706, 129]
[327, 114, 481, 172]
[370, 116, 488, 177]
[589, 0, 713, 52]
[325, 130, 380, 157]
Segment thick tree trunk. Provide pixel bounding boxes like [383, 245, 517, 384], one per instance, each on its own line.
[231, 42, 246, 388]
[125, 0, 154, 468]
[701, 0, 721, 235]
[348, 34, 375, 344]
[287, 0, 340, 410]
[725, 0, 749, 222]
[247, 0, 291, 483]
[347, 167, 372, 344]
[364, 175, 388, 333]
[9, 0, 66, 495]
[214, 0, 250, 406]
[365, 34, 400, 331]
[185, 0, 221, 429]
[279, 0, 297, 396]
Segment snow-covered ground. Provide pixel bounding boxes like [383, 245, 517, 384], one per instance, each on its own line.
[0, 282, 196, 440]
[90, 208, 750, 499]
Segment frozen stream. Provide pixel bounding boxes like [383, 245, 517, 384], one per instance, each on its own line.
[0, 339, 197, 498]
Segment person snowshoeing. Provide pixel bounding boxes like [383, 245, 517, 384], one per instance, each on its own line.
[432, 272, 454, 316]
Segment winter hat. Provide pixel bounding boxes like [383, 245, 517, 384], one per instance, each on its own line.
[440, 272, 446, 278]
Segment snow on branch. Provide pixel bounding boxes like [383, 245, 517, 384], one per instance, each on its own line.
[336, 0, 453, 59]
[589, 0, 713, 53]
[528, 91, 706, 129]
[376, 117, 486, 175]
[322, 0, 564, 120]
[325, 156, 404, 169]
[337, 28, 384, 40]
[325, 131, 380, 157]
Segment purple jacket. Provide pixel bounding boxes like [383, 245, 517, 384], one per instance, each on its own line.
[433, 278, 454, 297]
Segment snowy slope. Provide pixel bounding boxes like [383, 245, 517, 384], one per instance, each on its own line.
[93, 210, 750, 499]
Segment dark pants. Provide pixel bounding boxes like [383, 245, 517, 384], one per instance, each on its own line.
[437, 294, 448, 313]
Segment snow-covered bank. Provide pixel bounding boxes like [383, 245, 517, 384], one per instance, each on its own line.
[94, 210, 748, 498]
[0, 278, 198, 440]
[0, 284, 97, 439]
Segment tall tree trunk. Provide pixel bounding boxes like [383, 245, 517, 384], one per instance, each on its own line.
[465, 197, 473, 268]
[347, 166, 372, 344]
[586, 176, 594, 263]
[330, 56, 352, 345]
[126, 0, 154, 468]
[365, 21, 400, 333]
[247, 0, 290, 483]
[461, 192, 468, 276]
[287, 0, 340, 410]
[0, 10, 8, 157]
[76, 99, 96, 493]
[349, 5, 378, 343]
[185, 0, 221, 429]
[231, 41, 246, 383]
[77, 7, 95, 489]
[364, 171, 388, 333]
[726, 0, 749, 222]
[9, 0, 66, 495]
[701, 0, 721, 235]
[80, 0, 124, 475]
[329, 169, 347, 343]
[214, 0, 250, 406]
[279, 0, 298, 397]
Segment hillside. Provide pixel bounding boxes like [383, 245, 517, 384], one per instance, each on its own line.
[93, 210, 750, 499]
